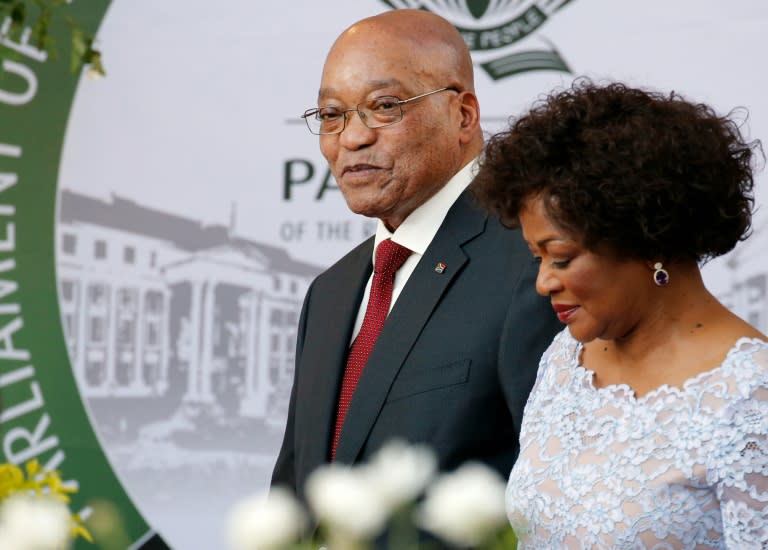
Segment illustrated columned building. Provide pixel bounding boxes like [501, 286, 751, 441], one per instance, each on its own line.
[719, 270, 767, 334]
[717, 230, 768, 334]
[57, 190, 318, 426]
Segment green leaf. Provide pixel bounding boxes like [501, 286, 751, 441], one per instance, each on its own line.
[10, 1, 25, 24]
[69, 28, 87, 73]
[86, 49, 106, 79]
[30, 8, 51, 50]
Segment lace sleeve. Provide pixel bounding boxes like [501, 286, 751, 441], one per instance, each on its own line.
[709, 353, 768, 548]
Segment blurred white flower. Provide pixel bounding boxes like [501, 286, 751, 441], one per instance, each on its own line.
[225, 486, 307, 550]
[305, 464, 389, 542]
[0, 494, 72, 550]
[363, 439, 436, 512]
[417, 462, 508, 548]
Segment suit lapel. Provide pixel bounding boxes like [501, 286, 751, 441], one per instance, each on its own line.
[335, 193, 488, 462]
[301, 238, 373, 468]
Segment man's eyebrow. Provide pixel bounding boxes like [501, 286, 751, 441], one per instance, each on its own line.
[317, 79, 405, 100]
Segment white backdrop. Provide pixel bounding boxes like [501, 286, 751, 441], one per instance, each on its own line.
[56, 1, 768, 548]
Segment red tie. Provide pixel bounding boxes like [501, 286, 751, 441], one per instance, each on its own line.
[331, 239, 412, 460]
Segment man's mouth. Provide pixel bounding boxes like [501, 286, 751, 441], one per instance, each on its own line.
[342, 163, 379, 176]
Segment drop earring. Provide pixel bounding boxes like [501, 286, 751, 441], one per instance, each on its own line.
[653, 262, 669, 286]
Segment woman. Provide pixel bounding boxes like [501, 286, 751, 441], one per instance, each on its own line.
[472, 81, 768, 548]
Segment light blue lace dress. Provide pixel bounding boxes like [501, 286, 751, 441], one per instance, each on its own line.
[506, 329, 768, 549]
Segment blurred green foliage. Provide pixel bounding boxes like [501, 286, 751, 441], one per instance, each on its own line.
[0, 0, 105, 77]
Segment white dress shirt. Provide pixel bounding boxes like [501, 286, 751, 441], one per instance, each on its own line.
[349, 159, 478, 343]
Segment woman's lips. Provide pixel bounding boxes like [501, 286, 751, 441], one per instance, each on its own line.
[552, 304, 579, 323]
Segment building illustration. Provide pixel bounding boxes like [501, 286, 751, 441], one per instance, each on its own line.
[716, 220, 768, 334]
[56, 189, 321, 441]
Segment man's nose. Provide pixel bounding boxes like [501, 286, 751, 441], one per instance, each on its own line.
[338, 111, 376, 150]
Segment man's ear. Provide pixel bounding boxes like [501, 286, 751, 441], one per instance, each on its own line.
[457, 91, 481, 141]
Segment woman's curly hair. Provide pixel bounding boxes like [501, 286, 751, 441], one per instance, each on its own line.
[472, 79, 762, 263]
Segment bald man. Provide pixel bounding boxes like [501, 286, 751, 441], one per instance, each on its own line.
[271, 9, 560, 499]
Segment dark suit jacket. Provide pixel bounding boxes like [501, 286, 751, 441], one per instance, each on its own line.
[271, 190, 561, 500]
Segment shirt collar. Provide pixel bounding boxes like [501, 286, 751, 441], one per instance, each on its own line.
[372, 158, 478, 263]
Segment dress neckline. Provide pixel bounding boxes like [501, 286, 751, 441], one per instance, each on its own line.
[567, 330, 768, 403]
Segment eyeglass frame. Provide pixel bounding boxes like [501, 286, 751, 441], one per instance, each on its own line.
[301, 86, 460, 135]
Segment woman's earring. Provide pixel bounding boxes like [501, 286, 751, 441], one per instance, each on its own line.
[653, 262, 669, 286]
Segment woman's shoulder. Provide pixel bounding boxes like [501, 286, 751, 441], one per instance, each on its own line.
[721, 335, 768, 394]
[704, 335, 768, 438]
[690, 310, 767, 395]
[707, 336, 768, 477]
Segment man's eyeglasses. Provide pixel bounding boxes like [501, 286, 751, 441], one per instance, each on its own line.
[301, 87, 459, 135]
